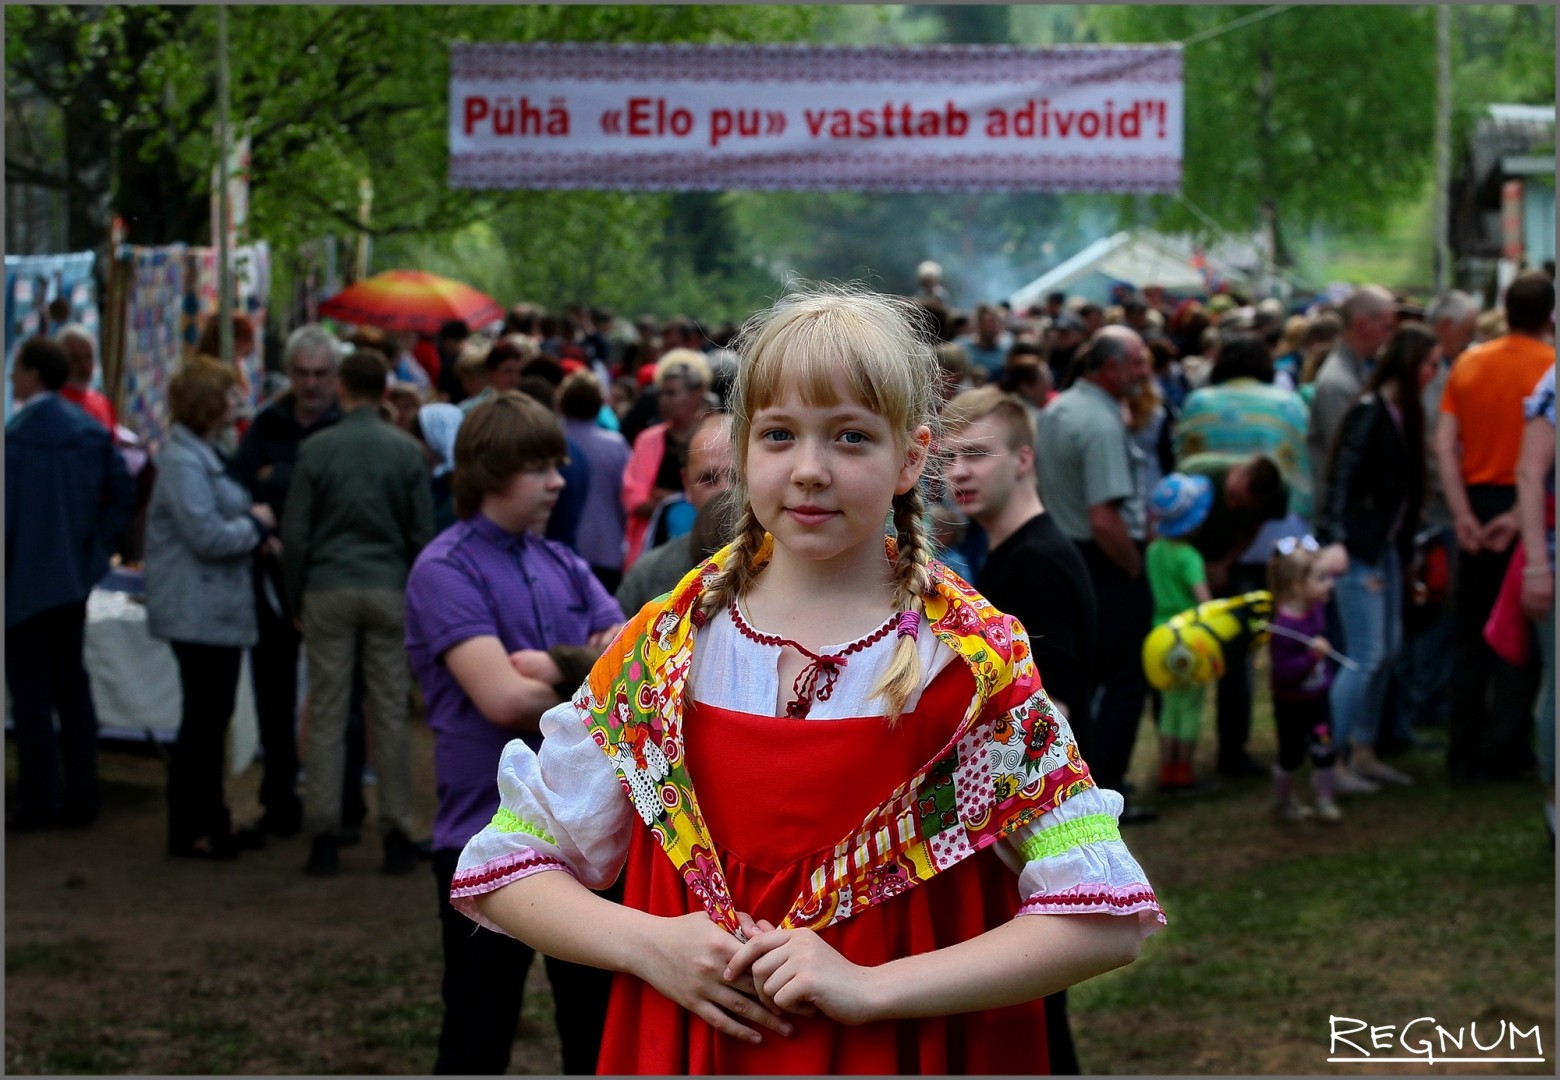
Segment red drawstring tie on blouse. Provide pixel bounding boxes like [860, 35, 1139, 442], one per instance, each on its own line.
[729, 603, 901, 718]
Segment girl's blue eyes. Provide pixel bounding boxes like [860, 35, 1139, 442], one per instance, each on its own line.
[758, 430, 869, 445]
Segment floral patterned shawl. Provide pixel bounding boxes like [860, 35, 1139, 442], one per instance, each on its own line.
[577, 534, 1095, 935]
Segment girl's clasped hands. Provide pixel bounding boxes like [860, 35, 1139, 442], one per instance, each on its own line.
[727, 914, 885, 1027]
[645, 910, 880, 1045]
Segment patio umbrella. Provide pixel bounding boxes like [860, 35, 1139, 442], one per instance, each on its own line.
[317, 270, 504, 337]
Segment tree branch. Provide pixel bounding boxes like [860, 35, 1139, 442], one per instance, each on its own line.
[5, 158, 71, 190]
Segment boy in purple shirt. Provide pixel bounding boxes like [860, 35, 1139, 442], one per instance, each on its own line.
[405, 391, 624, 1075]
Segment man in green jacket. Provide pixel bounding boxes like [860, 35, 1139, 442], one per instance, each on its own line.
[282, 348, 435, 877]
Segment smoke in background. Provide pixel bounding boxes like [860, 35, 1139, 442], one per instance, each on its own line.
[732, 190, 1125, 311]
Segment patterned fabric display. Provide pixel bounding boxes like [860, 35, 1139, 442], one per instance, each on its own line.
[122, 245, 188, 452]
[578, 534, 1096, 935]
[4, 251, 99, 419]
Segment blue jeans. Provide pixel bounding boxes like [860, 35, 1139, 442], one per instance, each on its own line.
[1533, 608, 1556, 787]
[1329, 548, 1402, 750]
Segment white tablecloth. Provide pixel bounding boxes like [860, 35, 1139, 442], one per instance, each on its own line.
[84, 588, 259, 776]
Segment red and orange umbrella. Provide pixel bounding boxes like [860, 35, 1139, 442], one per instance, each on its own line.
[318, 270, 504, 337]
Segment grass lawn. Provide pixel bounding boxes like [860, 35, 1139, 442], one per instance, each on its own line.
[6, 679, 1553, 1074]
[1070, 687, 1555, 1075]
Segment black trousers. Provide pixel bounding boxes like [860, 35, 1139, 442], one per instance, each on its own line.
[1273, 696, 1339, 773]
[251, 563, 303, 827]
[5, 601, 100, 826]
[1044, 988, 1080, 1074]
[1074, 540, 1152, 792]
[1447, 485, 1542, 780]
[1213, 563, 1268, 772]
[167, 641, 243, 848]
[432, 849, 616, 1075]
[589, 565, 623, 596]
[250, 560, 368, 829]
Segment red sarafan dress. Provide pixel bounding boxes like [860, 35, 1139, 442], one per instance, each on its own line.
[450, 541, 1165, 1078]
[597, 663, 1050, 1075]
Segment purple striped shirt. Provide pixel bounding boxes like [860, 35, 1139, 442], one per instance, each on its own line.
[405, 514, 623, 852]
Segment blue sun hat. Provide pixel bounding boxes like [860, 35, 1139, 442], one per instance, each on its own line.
[1150, 473, 1214, 539]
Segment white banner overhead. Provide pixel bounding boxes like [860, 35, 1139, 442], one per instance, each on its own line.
[449, 42, 1183, 193]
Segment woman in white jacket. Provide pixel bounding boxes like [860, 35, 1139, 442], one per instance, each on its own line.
[145, 355, 276, 859]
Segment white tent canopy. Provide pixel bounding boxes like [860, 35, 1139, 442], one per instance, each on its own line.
[1009, 227, 1260, 310]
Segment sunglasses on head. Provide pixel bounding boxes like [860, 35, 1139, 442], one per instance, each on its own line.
[1273, 534, 1320, 557]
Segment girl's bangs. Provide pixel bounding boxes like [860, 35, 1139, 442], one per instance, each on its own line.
[745, 315, 899, 420]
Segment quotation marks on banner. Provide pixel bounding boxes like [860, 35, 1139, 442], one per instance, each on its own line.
[598, 99, 788, 147]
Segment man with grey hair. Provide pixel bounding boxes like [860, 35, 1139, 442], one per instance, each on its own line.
[1420, 290, 1482, 535]
[56, 324, 116, 431]
[1306, 284, 1397, 508]
[232, 324, 346, 845]
[1035, 325, 1157, 823]
[1425, 290, 1480, 365]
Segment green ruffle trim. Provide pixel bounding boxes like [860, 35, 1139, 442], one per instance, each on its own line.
[1016, 812, 1120, 863]
[491, 807, 556, 846]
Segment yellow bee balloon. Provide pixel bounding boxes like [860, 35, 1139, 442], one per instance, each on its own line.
[1141, 591, 1274, 691]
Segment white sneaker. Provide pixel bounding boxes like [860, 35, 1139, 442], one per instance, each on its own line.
[1332, 766, 1381, 796]
[1353, 758, 1413, 786]
[1272, 797, 1315, 823]
[1314, 796, 1344, 824]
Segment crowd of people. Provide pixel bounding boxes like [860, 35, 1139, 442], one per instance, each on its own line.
[5, 260, 1555, 1074]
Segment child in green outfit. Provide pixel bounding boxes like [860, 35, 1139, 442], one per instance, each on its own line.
[1146, 473, 1215, 792]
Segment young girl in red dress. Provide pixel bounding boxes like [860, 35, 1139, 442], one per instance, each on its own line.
[451, 286, 1165, 1074]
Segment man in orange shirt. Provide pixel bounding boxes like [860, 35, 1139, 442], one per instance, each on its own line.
[1435, 270, 1556, 783]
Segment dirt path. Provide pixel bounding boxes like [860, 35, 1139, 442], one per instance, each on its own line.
[5, 723, 562, 1075]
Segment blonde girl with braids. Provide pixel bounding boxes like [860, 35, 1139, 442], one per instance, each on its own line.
[448, 286, 1164, 1075]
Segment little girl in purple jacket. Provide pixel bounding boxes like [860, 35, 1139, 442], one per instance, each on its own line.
[1267, 537, 1343, 824]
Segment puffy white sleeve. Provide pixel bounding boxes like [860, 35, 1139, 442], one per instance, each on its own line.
[450, 697, 633, 934]
[995, 785, 1166, 937]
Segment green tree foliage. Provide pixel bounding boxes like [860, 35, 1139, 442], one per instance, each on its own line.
[1085, 5, 1439, 260]
[1447, 4, 1556, 140]
[11, 5, 1547, 321]
[5, 4, 818, 319]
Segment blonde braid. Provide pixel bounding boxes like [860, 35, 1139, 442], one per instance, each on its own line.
[698, 494, 768, 623]
[872, 485, 936, 721]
